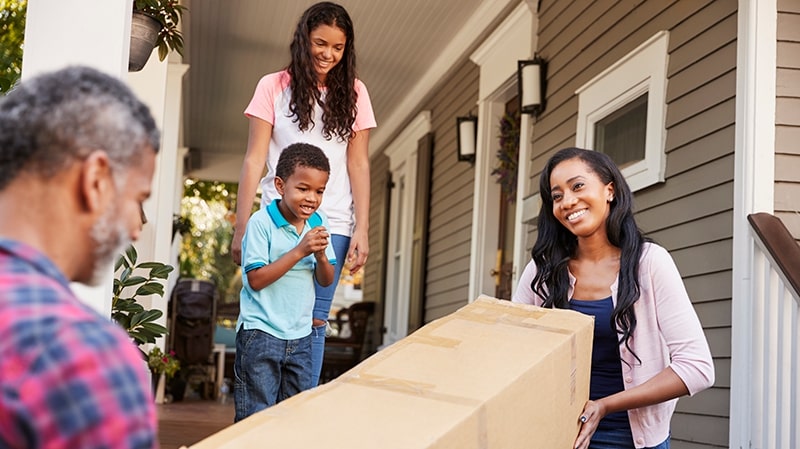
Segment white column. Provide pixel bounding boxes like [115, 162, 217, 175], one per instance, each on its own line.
[22, 0, 132, 80]
[22, 0, 133, 315]
[730, 0, 778, 447]
[128, 58, 189, 348]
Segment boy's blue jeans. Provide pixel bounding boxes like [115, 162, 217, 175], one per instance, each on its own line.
[311, 234, 350, 386]
[233, 328, 312, 422]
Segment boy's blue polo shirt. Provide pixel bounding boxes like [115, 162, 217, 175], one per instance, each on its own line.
[238, 200, 337, 340]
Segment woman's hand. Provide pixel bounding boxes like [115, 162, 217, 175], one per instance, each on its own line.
[573, 400, 606, 449]
[347, 227, 369, 273]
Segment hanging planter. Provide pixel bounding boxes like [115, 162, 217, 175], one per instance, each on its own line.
[128, 0, 186, 72]
[491, 112, 521, 201]
[129, 12, 161, 72]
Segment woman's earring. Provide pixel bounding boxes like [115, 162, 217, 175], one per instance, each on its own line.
[608, 196, 614, 203]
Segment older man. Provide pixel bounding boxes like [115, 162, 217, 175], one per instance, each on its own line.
[0, 67, 160, 448]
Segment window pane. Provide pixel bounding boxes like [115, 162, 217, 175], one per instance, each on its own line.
[594, 93, 647, 168]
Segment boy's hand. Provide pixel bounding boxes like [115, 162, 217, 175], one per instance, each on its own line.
[299, 226, 329, 256]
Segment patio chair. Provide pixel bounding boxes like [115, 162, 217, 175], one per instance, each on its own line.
[320, 301, 376, 383]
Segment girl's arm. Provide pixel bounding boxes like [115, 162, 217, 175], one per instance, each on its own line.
[346, 128, 371, 273]
[232, 117, 273, 265]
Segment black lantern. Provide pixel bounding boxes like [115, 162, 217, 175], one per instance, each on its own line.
[518, 55, 547, 117]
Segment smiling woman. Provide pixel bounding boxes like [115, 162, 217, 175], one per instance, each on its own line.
[513, 147, 714, 449]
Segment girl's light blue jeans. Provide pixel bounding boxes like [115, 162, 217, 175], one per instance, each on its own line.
[310, 234, 350, 386]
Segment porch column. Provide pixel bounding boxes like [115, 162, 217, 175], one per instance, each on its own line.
[128, 58, 189, 347]
[730, 0, 778, 446]
[21, 0, 133, 315]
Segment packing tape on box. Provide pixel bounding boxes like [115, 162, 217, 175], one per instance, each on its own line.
[341, 373, 483, 407]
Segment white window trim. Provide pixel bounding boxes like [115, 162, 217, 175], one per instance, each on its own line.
[575, 30, 669, 192]
[382, 111, 431, 348]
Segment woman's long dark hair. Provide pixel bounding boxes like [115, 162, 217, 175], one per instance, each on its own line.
[288, 2, 357, 142]
[531, 147, 648, 360]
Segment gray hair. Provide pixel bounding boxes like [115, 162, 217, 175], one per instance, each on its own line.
[0, 66, 160, 191]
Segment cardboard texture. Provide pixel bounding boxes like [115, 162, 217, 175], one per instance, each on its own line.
[186, 296, 594, 449]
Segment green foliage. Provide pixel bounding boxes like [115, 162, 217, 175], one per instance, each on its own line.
[147, 346, 180, 379]
[133, 0, 185, 61]
[491, 111, 521, 201]
[0, 0, 26, 94]
[179, 179, 246, 306]
[113, 245, 174, 346]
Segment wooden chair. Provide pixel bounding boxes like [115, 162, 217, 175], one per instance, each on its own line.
[320, 301, 376, 383]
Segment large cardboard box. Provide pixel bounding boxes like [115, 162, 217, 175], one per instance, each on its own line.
[187, 296, 593, 449]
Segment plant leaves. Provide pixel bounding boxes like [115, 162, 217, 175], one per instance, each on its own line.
[122, 275, 148, 288]
[125, 245, 138, 265]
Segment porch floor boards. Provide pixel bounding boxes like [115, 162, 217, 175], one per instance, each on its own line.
[157, 399, 234, 448]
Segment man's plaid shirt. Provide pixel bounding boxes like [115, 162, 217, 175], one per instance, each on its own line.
[0, 239, 157, 448]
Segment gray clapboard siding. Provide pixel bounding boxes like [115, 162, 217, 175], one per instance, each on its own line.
[635, 183, 733, 234]
[683, 271, 732, 303]
[421, 59, 479, 322]
[364, 152, 390, 347]
[776, 6, 800, 239]
[647, 211, 733, 253]
[677, 387, 731, 420]
[693, 300, 732, 329]
[636, 155, 734, 214]
[670, 414, 729, 448]
[529, 1, 737, 446]
[665, 126, 735, 177]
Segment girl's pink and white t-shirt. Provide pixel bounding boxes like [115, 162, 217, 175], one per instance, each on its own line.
[244, 70, 377, 236]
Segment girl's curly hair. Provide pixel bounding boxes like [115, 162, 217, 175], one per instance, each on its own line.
[287, 2, 357, 142]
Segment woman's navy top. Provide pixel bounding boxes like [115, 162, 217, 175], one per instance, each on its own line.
[570, 297, 632, 432]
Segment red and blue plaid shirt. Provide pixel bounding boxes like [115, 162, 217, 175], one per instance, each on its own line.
[0, 239, 158, 448]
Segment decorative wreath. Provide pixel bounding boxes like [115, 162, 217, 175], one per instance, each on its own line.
[491, 112, 520, 201]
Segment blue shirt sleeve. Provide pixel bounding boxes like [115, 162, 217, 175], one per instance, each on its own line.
[242, 209, 271, 273]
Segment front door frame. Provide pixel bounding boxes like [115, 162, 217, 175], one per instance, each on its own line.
[468, 2, 536, 300]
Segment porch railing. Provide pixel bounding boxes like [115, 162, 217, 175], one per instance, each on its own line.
[746, 212, 800, 449]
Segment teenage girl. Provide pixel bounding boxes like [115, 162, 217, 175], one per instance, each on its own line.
[232, 1, 376, 386]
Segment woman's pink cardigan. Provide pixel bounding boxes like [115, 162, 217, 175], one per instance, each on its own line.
[512, 242, 715, 448]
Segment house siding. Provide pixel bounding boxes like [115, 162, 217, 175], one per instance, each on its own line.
[528, 1, 735, 447]
[421, 59, 479, 322]
[365, 152, 390, 348]
[776, 0, 800, 239]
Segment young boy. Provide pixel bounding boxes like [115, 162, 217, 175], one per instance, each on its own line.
[234, 143, 336, 421]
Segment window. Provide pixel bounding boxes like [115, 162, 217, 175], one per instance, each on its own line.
[594, 92, 647, 168]
[576, 31, 669, 191]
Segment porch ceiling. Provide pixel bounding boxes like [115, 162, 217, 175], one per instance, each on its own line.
[180, 0, 502, 182]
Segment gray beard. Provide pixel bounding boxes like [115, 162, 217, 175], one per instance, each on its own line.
[88, 205, 130, 286]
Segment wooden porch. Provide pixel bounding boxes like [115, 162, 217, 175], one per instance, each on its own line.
[157, 399, 234, 449]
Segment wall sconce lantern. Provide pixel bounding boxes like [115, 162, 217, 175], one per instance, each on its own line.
[456, 115, 477, 163]
[518, 55, 547, 117]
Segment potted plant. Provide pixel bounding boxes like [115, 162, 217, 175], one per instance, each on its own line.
[112, 244, 174, 348]
[129, 0, 186, 71]
[147, 346, 181, 392]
